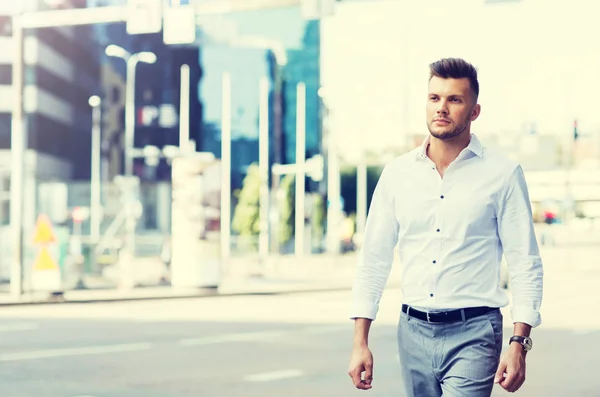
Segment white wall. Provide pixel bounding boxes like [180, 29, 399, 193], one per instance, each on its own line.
[322, 0, 600, 158]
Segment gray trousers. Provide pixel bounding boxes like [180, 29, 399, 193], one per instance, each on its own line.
[397, 307, 503, 397]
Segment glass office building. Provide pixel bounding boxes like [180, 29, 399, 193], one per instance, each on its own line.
[197, 6, 321, 190]
[90, 2, 321, 190]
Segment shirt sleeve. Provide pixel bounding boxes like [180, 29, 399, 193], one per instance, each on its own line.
[350, 165, 400, 321]
[497, 165, 544, 328]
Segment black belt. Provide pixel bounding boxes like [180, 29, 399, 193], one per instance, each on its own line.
[401, 304, 497, 323]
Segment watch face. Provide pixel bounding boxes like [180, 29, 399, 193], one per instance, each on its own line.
[523, 337, 533, 351]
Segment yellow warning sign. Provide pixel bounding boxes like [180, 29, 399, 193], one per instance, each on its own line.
[32, 214, 56, 245]
[32, 246, 59, 271]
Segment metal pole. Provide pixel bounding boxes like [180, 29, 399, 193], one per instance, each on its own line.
[356, 157, 367, 237]
[220, 72, 232, 260]
[258, 77, 270, 263]
[295, 82, 306, 256]
[179, 64, 190, 152]
[272, 53, 284, 167]
[122, 179, 138, 290]
[270, 62, 283, 255]
[120, 57, 138, 288]
[9, 15, 25, 298]
[562, 74, 573, 223]
[325, 97, 340, 255]
[90, 98, 102, 242]
[124, 57, 137, 176]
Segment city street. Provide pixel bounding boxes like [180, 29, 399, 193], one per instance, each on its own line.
[0, 245, 599, 397]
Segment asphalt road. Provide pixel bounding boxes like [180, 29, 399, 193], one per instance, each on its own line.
[0, 245, 599, 397]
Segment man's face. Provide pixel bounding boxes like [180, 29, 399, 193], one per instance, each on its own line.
[426, 76, 480, 140]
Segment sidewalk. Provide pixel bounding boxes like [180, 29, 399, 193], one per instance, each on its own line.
[0, 253, 363, 306]
[2, 239, 597, 307]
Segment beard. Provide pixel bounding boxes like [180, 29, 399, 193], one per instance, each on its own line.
[428, 118, 468, 141]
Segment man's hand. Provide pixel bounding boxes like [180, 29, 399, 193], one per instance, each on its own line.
[494, 343, 527, 392]
[348, 344, 374, 390]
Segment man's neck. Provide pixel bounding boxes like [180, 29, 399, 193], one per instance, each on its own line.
[427, 132, 471, 170]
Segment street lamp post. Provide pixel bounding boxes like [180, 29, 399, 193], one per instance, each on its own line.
[105, 45, 155, 289]
[105, 44, 157, 177]
[88, 95, 102, 243]
[9, 14, 25, 298]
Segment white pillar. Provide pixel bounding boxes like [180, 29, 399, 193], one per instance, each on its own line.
[325, 107, 341, 255]
[295, 82, 306, 257]
[220, 72, 232, 260]
[258, 77, 270, 263]
[90, 97, 102, 242]
[356, 158, 367, 237]
[179, 64, 190, 152]
[10, 15, 25, 298]
[124, 58, 137, 176]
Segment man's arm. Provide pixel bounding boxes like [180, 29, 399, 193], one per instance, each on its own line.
[350, 165, 399, 321]
[495, 322, 531, 391]
[348, 318, 373, 390]
[348, 165, 399, 390]
[495, 165, 543, 392]
[497, 165, 543, 326]
[353, 318, 372, 347]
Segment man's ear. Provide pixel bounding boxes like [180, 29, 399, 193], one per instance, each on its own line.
[471, 104, 481, 121]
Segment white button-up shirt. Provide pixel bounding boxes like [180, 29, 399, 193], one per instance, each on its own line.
[351, 134, 543, 327]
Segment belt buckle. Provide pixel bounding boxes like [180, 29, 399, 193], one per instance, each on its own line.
[426, 312, 432, 323]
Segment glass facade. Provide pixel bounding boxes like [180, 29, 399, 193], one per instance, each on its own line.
[197, 6, 321, 190]
[81, 1, 322, 189]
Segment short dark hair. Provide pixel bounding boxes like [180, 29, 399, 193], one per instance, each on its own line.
[429, 58, 479, 100]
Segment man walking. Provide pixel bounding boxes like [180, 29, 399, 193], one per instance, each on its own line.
[348, 58, 543, 396]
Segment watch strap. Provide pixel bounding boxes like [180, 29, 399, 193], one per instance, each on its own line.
[509, 335, 532, 351]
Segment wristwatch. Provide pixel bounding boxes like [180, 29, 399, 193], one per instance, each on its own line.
[509, 336, 533, 352]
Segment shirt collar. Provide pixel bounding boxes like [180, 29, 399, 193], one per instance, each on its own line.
[415, 133, 483, 160]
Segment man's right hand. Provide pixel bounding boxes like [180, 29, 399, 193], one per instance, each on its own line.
[348, 344, 374, 390]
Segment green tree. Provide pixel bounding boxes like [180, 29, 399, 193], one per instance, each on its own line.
[311, 194, 326, 252]
[278, 174, 296, 247]
[231, 164, 261, 243]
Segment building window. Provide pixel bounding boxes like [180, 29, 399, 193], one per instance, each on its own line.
[0, 65, 11, 85]
[0, 176, 9, 225]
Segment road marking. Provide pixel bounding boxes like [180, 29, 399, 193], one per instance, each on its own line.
[0, 323, 38, 332]
[244, 369, 304, 382]
[180, 325, 348, 346]
[301, 325, 347, 334]
[180, 330, 287, 346]
[0, 343, 152, 362]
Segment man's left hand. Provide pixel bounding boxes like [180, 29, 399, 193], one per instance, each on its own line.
[494, 344, 526, 392]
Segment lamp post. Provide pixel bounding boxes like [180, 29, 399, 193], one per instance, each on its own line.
[105, 44, 157, 176]
[88, 95, 102, 243]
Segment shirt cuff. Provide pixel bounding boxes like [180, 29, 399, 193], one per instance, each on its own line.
[511, 306, 542, 328]
[350, 298, 379, 321]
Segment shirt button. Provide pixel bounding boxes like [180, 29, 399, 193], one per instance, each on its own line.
[440, 195, 444, 199]
[433, 260, 436, 264]
[430, 293, 434, 297]
[436, 229, 440, 232]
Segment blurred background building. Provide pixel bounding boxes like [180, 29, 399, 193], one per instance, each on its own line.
[1, 0, 600, 292]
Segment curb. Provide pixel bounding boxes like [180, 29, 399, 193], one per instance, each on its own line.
[0, 284, 356, 307]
